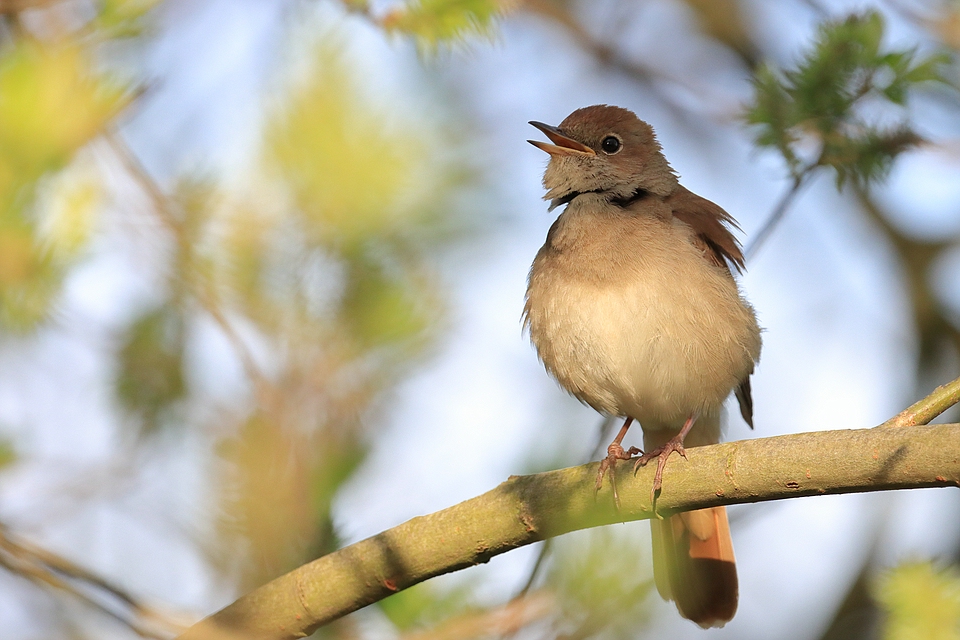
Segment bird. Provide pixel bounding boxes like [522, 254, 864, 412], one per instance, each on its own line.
[523, 105, 762, 628]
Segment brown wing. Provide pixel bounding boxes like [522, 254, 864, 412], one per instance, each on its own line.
[666, 185, 745, 273]
[667, 186, 754, 428]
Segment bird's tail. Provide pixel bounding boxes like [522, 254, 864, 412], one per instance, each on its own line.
[650, 505, 738, 628]
[644, 419, 737, 628]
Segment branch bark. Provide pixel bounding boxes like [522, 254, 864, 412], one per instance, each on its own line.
[178, 423, 960, 640]
[881, 377, 960, 428]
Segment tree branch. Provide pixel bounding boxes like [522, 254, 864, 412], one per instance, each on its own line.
[178, 423, 960, 640]
[0, 523, 185, 638]
[104, 130, 274, 405]
[744, 161, 820, 261]
[881, 375, 960, 428]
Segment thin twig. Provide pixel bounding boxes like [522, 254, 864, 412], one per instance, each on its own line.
[104, 130, 273, 404]
[514, 538, 552, 600]
[744, 168, 817, 261]
[0, 0, 57, 13]
[880, 375, 960, 428]
[512, 415, 615, 601]
[0, 525, 184, 638]
[797, 0, 829, 18]
[520, 0, 730, 124]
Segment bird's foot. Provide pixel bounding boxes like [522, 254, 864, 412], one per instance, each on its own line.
[595, 441, 641, 509]
[633, 436, 687, 501]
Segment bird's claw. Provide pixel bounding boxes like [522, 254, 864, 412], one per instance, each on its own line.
[595, 442, 641, 509]
[633, 438, 688, 502]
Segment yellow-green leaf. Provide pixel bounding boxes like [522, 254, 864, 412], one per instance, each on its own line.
[877, 560, 960, 640]
[384, 0, 513, 49]
[0, 42, 128, 183]
[37, 162, 102, 256]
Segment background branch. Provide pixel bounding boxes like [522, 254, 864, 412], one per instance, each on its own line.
[744, 166, 818, 261]
[0, 524, 185, 639]
[178, 423, 960, 640]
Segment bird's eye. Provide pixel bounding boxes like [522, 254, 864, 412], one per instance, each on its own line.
[601, 135, 622, 154]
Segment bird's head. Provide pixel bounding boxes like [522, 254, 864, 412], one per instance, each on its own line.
[528, 105, 678, 209]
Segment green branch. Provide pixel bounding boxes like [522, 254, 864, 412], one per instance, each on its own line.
[178, 423, 960, 640]
[881, 375, 960, 428]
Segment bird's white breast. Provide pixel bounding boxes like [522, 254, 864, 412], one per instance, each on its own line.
[524, 197, 760, 430]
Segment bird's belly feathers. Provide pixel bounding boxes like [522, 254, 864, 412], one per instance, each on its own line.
[525, 252, 760, 428]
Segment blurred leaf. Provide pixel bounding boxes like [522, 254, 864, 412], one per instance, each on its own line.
[0, 41, 127, 330]
[341, 255, 432, 349]
[309, 430, 365, 528]
[0, 41, 128, 187]
[547, 527, 654, 638]
[220, 205, 276, 315]
[220, 414, 318, 585]
[744, 11, 947, 186]
[267, 46, 429, 249]
[0, 221, 61, 331]
[37, 162, 103, 255]
[218, 413, 366, 589]
[0, 164, 103, 330]
[203, 33, 468, 592]
[96, 0, 161, 38]
[263, 42, 454, 358]
[169, 178, 220, 302]
[876, 560, 960, 640]
[823, 127, 923, 188]
[0, 437, 17, 469]
[745, 66, 800, 170]
[116, 305, 186, 432]
[383, 0, 513, 50]
[904, 53, 953, 83]
[380, 581, 474, 632]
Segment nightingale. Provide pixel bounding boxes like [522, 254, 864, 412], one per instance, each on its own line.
[524, 105, 761, 628]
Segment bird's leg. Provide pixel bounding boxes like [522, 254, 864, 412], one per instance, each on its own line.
[595, 417, 641, 509]
[633, 412, 699, 501]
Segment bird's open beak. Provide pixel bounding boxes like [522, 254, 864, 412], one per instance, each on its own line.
[527, 121, 596, 157]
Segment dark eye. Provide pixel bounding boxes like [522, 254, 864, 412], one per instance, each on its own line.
[601, 135, 622, 154]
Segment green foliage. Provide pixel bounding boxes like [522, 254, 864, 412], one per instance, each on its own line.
[207, 38, 468, 590]
[115, 305, 186, 433]
[0, 226, 61, 331]
[340, 255, 432, 349]
[547, 528, 654, 638]
[217, 414, 367, 589]
[876, 560, 960, 640]
[95, 0, 161, 38]
[0, 42, 126, 184]
[263, 44, 454, 356]
[268, 56, 425, 249]
[308, 433, 365, 524]
[0, 437, 17, 469]
[380, 581, 474, 632]
[383, 0, 509, 50]
[0, 41, 127, 330]
[745, 11, 948, 187]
